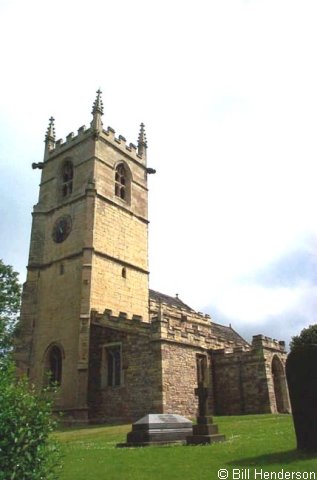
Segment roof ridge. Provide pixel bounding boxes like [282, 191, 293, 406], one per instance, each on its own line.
[211, 321, 249, 345]
[149, 289, 195, 312]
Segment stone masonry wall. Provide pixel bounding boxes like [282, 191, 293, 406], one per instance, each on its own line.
[160, 342, 214, 418]
[88, 314, 163, 423]
[94, 139, 148, 220]
[90, 195, 149, 320]
[212, 348, 271, 415]
[90, 255, 148, 319]
[212, 336, 289, 415]
[252, 335, 290, 413]
[87, 309, 290, 421]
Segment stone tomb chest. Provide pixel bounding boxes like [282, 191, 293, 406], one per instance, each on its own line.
[118, 414, 193, 447]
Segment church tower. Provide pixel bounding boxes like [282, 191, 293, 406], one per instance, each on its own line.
[16, 91, 150, 420]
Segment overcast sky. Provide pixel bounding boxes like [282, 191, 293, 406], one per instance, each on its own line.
[1, 0, 317, 348]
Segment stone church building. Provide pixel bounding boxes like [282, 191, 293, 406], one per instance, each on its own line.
[16, 91, 290, 423]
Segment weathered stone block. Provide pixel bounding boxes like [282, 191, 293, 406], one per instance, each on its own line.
[118, 414, 193, 447]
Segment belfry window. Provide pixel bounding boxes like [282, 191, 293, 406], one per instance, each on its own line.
[115, 163, 127, 200]
[106, 345, 122, 387]
[45, 345, 63, 387]
[61, 161, 73, 197]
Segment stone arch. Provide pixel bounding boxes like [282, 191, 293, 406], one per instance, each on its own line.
[43, 343, 65, 387]
[271, 355, 290, 413]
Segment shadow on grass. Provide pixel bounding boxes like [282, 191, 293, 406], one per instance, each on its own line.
[227, 450, 317, 467]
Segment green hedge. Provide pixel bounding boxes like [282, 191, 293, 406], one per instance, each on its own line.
[0, 360, 61, 480]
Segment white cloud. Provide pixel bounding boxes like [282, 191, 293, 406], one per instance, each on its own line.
[208, 282, 309, 325]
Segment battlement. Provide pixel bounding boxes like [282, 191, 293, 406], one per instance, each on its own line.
[91, 303, 249, 352]
[45, 123, 146, 165]
[91, 308, 151, 335]
[149, 295, 211, 326]
[251, 334, 286, 352]
[212, 344, 257, 359]
[148, 289, 251, 351]
[42, 90, 148, 170]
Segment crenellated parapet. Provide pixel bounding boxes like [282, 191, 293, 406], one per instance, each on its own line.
[92, 305, 286, 356]
[149, 289, 250, 351]
[91, 299, 250, 352]
[42, 90, 148, 167]
[91, 308, 150, 336]
[149, 291, 211, 325]
[151, 314, 248, 351]
[251, 334, 286, 352]
[44, 123, 147, 164]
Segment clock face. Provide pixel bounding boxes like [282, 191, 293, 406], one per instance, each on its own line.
[52, 215, 72, 243]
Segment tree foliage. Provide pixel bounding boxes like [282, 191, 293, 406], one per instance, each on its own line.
[290, 324, 317, 351]
[0, 359, 61, 480]
[0, 259, 21, 353]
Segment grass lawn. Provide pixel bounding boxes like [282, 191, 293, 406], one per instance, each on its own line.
[55, 415, 317, 480]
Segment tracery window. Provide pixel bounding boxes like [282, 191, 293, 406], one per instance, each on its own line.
[61, 161, 73, 197]
[115, 163, 127, 200]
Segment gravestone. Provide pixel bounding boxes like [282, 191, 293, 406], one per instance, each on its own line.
[117, 413, 193, 447]
[186, 383, 226, 445]
[286, 344, 317, 451]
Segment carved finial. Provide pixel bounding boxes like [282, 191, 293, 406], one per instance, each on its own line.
[91, 89, 104, 134]
[137, 122, 147, 160]
[138, 123, 147, 146]
[45, 116, 55, 142]
[44, 117, 56, 160]
[92, 89, 104, 115]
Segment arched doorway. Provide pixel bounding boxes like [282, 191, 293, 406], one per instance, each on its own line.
[272, 355, 290, 413]
[44, 344, 63, 387]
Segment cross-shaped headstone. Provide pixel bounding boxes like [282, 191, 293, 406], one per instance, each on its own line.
[195, 382, 209, 417]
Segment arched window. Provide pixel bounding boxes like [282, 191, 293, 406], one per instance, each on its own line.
[115, 163, 128, 201]
[61, 161, 73, 197]
[45, 345, 63, 387]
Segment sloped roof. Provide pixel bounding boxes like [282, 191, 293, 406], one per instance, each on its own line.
[149, 289, 249, 346]
[210, 321, 249, 345]
[149, 289, 195, 312]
